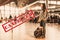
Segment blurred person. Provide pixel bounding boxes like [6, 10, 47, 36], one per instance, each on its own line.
[39, 3, 47, 38]
[34, 3, 47, 38]
[41, 3, 47, 38]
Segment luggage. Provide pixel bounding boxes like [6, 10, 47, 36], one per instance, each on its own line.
[34, 20, 45, 38]
[34, 27, 42, 38]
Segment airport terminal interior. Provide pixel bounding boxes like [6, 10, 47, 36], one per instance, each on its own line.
[0, 0, 60, 40]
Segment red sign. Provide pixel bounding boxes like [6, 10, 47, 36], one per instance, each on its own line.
[2, 10, 35, 32]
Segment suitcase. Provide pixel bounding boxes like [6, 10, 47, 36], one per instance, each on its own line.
[34, 27, 42, 38]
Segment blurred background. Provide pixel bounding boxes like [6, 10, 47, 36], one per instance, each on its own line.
[0, 0, 60, 40]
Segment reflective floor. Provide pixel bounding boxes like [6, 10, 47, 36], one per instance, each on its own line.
[0, 22, 60, 40]
[46, 23, 60, 40]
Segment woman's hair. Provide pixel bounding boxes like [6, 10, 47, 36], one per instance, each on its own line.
[42, 3, 46, 12]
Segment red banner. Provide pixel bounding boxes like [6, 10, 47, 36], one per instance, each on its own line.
[2, 10, 35, 32]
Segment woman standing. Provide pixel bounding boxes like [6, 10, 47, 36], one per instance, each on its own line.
[40, 3, 47, 38]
